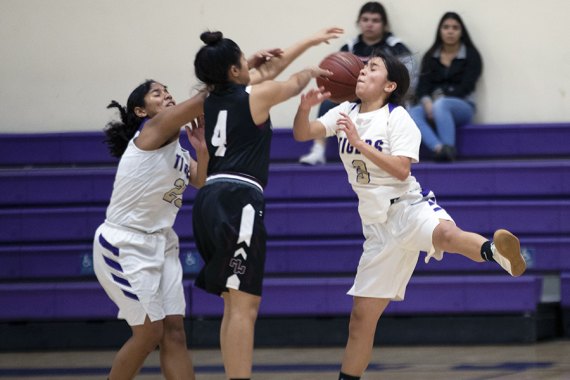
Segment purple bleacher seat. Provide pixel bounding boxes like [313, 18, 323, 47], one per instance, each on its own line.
[0, 282, 117, 320]
[458, 123, 570, 158]
[2, 160, 568, 206]
[1, 236, 568, 280]
[2, 123, 569, 167]
[1, 201, 569, 243]
[189, 275, 541, 317]
[0, 281, 192, 320]
[0, 132, 115, 166]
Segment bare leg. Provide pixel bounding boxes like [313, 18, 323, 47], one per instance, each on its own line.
[432, 220, 486, 262]
[340, 296, 390, 377]
[433, 220, 526, 276]
[108, 317, 163, 380]
[159, 315, 195, 380]
[220, 289, 261, 378]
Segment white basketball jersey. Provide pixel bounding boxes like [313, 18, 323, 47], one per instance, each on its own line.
[320, 102, 421, 224]
[105, 132, 191, 233]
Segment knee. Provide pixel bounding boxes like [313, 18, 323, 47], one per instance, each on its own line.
[348, 304, 381, 336]
[434, 222, 459, 250]
[136, 323, 163, 353]
[163, 318, 188, 346]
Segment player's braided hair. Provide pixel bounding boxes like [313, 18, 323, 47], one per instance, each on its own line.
[103, 80, 154, 158]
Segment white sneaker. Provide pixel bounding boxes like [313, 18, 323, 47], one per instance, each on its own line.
[299, 143, 326, 165]
[491, 229, 526, 277]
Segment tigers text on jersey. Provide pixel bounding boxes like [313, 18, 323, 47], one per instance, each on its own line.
[105, 131, 191, 233]
[204, 84, 273, 188]
[319, 102, 421, 224]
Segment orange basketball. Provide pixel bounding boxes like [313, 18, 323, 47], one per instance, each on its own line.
[316, 52, 365, 103]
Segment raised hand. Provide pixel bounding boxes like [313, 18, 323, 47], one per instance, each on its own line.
[309, 27, 344, 46]
[248, 48, 285, 69]
[299, 87, 331, 110]
[336, 112, 361, 145]
[185, 115, 207, 153]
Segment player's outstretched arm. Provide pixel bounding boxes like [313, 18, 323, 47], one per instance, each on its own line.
[292, 87, 329, 142]
[250, 67, 331, 126]
[250, 27, 343, 85]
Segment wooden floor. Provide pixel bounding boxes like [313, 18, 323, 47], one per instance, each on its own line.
[1, 340, 569, 379]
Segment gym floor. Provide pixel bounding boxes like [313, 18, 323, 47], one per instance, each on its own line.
[1, 340, 569, 379]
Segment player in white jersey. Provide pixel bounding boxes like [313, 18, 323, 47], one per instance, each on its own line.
[93, 80, 208, 380]
[293, 51, 527, 380]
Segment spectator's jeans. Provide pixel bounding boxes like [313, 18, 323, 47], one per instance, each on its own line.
[409, 97, 474, 151]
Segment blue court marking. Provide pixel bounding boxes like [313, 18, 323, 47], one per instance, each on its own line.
[454, 361, 554, 371]
[0, 363, 408, 377]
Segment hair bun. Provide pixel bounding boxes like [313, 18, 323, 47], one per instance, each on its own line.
[200, 31, 223, 46]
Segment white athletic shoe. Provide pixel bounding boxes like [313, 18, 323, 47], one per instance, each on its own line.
[491, 229, 526, 277]
[299, 143, 326, 165]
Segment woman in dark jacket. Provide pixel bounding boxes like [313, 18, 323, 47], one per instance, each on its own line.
[409, 12, 482, 161]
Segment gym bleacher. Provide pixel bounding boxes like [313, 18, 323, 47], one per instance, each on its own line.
[1, 123, 569, 350]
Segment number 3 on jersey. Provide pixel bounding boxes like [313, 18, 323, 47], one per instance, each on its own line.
[352, 159, 371, 184]
[212, 110, 228, 156]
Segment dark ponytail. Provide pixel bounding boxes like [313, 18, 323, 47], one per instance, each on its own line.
[103, 80, 154, 158]
[194, 31, 242, 91]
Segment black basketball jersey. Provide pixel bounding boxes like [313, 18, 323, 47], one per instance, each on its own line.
[204, 84, 273, 188]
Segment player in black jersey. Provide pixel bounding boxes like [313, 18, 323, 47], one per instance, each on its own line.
[192, 27, 342, 379]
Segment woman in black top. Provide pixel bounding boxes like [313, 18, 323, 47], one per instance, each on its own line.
[409, 12, 482, 161]
[192, 28, 341, 379]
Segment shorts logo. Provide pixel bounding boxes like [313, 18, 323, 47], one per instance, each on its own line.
[229, 258, 246, 275]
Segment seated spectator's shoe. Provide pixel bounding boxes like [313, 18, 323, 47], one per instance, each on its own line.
[299, 143, 326, 165]
[492, 229, 526, 277]
[442, 145, 457, 162]
[434, 145, 457, 162]
[433, 147, 448, 162]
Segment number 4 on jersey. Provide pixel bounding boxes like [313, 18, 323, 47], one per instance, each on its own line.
[212, 110, 228, 156]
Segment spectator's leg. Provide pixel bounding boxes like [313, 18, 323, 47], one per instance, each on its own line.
[409, 105, 441, 152]
[432, 98, 474, 148]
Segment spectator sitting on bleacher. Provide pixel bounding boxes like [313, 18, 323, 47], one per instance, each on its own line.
[93, 81, 208, 380]
[299, 1, 416, 166]
[409, 11, 482, 162]
[293, 51, 524, 380]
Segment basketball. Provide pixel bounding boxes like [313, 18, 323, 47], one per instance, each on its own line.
[316, 52, 365, 103]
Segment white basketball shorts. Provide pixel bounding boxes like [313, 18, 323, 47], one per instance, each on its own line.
[93, 222, 186, 326]
[348, 188, 453, 301]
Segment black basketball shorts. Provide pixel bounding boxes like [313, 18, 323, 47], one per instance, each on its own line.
[192, 178, 266, 296]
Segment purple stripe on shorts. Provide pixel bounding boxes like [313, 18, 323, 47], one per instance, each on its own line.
[122, 290, 139, 301]
[98, 234, 119, 256]
[112, 273, 131, 287]
[103, 255, 123, 272]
